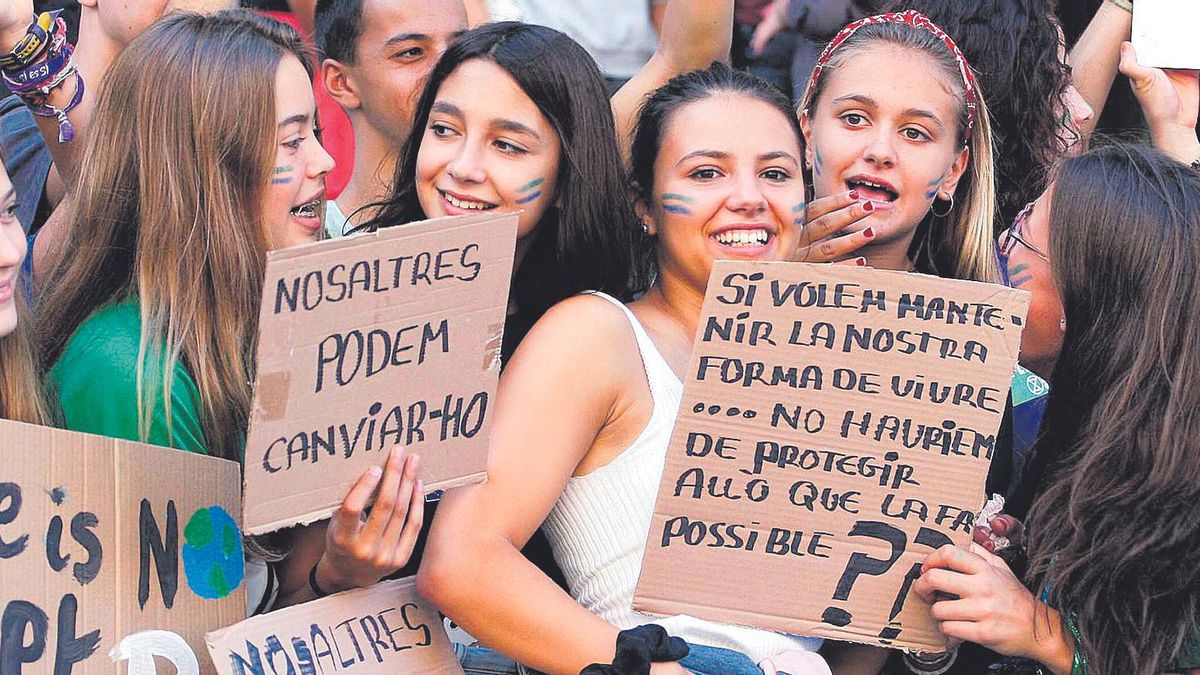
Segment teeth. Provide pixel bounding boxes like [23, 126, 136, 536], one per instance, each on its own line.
[290, 198, 322, 218]
[444, 192, 494, 211]
[714, 229, 769, 246]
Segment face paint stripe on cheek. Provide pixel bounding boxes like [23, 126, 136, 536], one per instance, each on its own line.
[813, 147, 824, 177]
[925, 172, 946, 200]
[272, 164, 294, 185]
[514, 177, 546, 205]
[792, 202, 806, 224]
[516, 177, 545, 192]
[661, 192, 695, 216]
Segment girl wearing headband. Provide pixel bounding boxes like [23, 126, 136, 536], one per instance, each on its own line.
[796, 10, 1000, 285]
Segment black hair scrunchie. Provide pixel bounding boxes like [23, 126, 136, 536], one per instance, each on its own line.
[580, 624, 690, 675]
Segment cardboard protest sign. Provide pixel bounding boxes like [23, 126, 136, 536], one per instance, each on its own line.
[1132, 0, 1200, 69]
[243, 213, 517, 535]
[206, 577, 462, 675]
[633, 262, 1028, 651]
[1, 420, 245, 673]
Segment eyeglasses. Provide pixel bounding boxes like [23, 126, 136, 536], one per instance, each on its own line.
[997, 201, 1049, 286]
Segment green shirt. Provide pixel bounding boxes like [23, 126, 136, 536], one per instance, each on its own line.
[49, 299, 208, 455]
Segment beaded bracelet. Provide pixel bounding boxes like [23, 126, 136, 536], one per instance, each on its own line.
[1065, 610, 1090, 675]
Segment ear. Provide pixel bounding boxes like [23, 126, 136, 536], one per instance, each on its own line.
[633, 191, 657, 237]
[937, 145, 971, 200]
[799, 109, 814, 169]
[321, 59, 362, 111]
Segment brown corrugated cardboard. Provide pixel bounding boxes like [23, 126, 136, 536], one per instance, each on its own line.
[242, 213, 517, 535]
[0, 419, 245, 673]
[205, 577, 462, 674]
[633, 261, 1029, 652]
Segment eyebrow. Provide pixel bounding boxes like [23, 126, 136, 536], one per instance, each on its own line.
[430, 101, 543, 141]
[277, 113, 310, 128]
[385, 32, 429, 47]
[832, 93, 946, 129]
[676, 150, 730, 166]
[675, 149, 798, 166]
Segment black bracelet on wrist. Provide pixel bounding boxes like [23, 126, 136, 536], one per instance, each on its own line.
[308, 561, 332, 599]
[1190, 156, 1200, 172]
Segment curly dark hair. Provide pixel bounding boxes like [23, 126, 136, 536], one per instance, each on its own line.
[879, 0, 1072, 228]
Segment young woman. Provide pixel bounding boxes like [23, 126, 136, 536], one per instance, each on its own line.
[795, 10, 999, 285]
[878, 0, 1084, 228]
[0, 153, 47, 424]
[914, 144, 1200, 675]
[418, 63, 842, 675]
[36, 10, 423, 612]
[360, 21, 643, 359]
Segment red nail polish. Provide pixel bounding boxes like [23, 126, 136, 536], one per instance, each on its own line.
[863, 226, 875, 237]
[862, 201, 875, 213]
[849, 189, 860, 200]
[855, 257, 867, 266]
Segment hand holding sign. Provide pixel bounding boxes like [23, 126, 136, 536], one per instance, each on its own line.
[1118, 42, 1200, 164]
[316, 446, 425, 593]
[914, 544, 1066, 666]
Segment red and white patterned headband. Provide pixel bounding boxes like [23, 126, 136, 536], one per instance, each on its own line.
[803, 10, 980, 141]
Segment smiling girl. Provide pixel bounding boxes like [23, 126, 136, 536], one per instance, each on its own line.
[419, 64, 835, 675]
[361, 22, 642, 361]
[796, 10, 999, 285]
[37, 10, 424, 613]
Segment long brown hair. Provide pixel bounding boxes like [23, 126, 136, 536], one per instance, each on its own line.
[38, 10, 311, 461]
[1023, 145, 1200, 674]
[798, 16, 1000, 283]
[0, 143, 48, 425]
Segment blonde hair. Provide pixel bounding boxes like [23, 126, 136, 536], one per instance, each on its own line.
[1, 292, 50, 425]
[799, 20, 1000, 283]
[39, 11, 311, 460]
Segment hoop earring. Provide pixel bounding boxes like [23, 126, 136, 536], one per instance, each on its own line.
[930, 194, 955, 218]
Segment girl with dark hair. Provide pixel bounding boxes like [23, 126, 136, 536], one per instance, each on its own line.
[915, 143, 1200, 675]
[419, 62, 835, 675]
[359, 21, 645, 359]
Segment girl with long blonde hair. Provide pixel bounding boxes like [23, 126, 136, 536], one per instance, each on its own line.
[0, 150, 48, 425]
[795, 10, 1000, 285]
[37, 9, 424, 612]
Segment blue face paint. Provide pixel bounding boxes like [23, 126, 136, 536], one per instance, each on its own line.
[813, 147, 824, 177]
[515, 177, 545, 205]
[661, 192, 695, 216]
[792, 202, 807, 225]
[181, 505, 244, 599]
[925, 173, 946, 201]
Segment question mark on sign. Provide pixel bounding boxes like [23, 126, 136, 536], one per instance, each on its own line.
[821, 520, 906, 628]
[877, 527, 954, 643]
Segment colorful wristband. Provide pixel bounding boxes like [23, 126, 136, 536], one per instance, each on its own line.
[0, 12, 58, 71]
[1109, 0, 1133, 12]
[1065, 610, 1090, 675]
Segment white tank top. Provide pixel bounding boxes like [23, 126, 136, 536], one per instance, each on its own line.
[541, 292, 823, 662]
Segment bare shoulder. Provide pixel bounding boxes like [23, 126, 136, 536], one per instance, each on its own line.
[506, 294, 644, 392]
